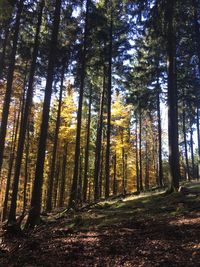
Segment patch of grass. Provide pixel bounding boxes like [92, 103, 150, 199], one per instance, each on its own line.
[62, 181, 200, 230]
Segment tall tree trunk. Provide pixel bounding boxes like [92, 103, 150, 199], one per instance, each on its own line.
[26, 0, 61, 228]
[193, 0, 200, 180]
[88, 180, 91, 202]
[53, 157, 60, 208]
[23, 123, 30, 214]
[59, 143, 68, 208]
[197, 108, 200, 180]
[99, 137, 105, 198]
[68, 0, 89, 208]
[77, 148, 83, 204]
[2, 103, 20, 221]
[145, 125, 149, 190]
[8, 0, 44, 223]
[182, 109, 190, 181]
[53, 159, 60, 208]
[0, 0, 23, 176]
[121, 129, 126, 195]
[190, 119, 195, 179]
[112, 153, 117, 195]
[135, 116, 140, 192]
[125, 154, 128, 193]
[46, 58, 66, 211]
[83, 88, 92, 202]
[94, 70, 105, 201]
[166, 0, 180, 191]
[0, 62, 28, 218]
[156, 83, 163, 187]
[105, 1, 113, 198]
[139, 110, 143, 191]
[0, 25, 10, 79]
[1, 75, 27, 221]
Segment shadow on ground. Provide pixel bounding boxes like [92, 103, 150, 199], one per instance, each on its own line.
[1, 183, 200, 267]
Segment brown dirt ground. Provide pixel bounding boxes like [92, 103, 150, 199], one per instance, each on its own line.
[0, 211, 200, 267]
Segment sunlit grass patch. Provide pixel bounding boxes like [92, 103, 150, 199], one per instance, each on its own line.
[57, 181, 200, 231]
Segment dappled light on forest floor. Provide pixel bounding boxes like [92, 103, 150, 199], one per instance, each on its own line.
[1, 187, 200, 266]
[169, 212, 200, 226]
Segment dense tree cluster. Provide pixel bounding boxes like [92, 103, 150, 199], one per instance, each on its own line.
[0, 0, 200, 228]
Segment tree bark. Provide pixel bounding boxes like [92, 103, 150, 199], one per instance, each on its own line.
[83, 88, 92, 202]
[99, 137, 105, 198]
[53, 159, 60, 208]
[68, 0, 89, 208]
[0, 24, 10, 79]
[197, 107, 200, 180]
[77, 148, 83, 204]
[156, 83, 163, 187]
[190, 119, 195, 179]
[139, 110, 143, 191]
[59, 143, 68, 207]
[0, 0, 23, 176]
[23, 123, 30, 214]
[94, 70, 105, 201]
[145, 124, 149, 190]
[121, 129, 126, 195]
[112, 153, 117, 195]
[7, 0, 44, 223]
[182, 109, 190, 181]
[26, 0, 61, 228]
[105, 1, 113, 198]
[193, 0, 200, 180]
[46, 58, 66, 211]
[2, 103, 20, 221]
[166, 0, 180, 191]
[135, 116, 140, 192]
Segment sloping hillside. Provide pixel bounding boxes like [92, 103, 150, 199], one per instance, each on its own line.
[1, 182, 200, 267]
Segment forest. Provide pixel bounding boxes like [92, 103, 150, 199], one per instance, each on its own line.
[0, 0, 200, 266]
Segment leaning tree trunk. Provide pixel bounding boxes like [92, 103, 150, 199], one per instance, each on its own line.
[68, 0, 89, 208]
[26, 0, 61, 228]
[166, 0, 180, 191]
[0, 0, 23, 177]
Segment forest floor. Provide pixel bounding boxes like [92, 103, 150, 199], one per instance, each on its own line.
[0, 181, 200, 267]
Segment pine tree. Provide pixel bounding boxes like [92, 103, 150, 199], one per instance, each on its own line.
[0, 0, 23, 176]
[26, 0, 61, 228]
